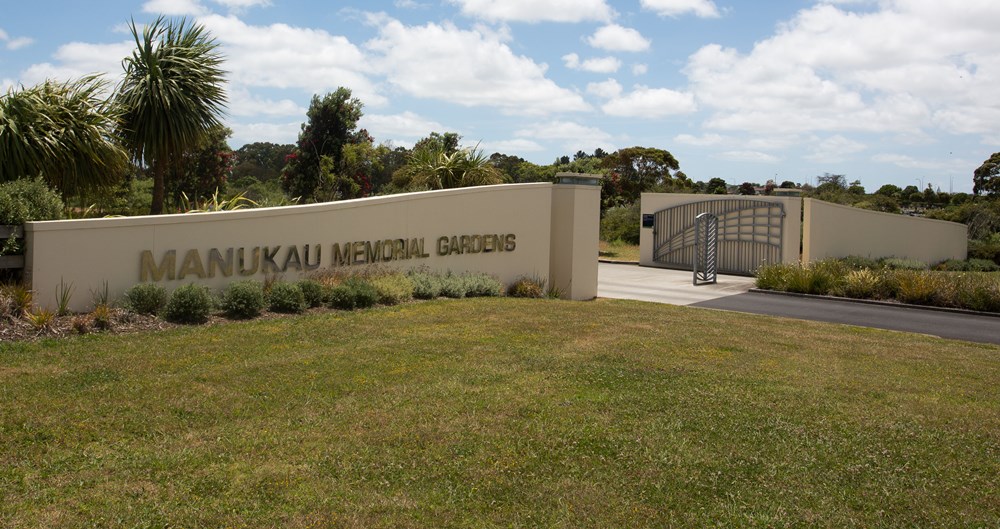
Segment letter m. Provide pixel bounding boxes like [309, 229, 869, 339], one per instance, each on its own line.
[140, 250, 176, 281]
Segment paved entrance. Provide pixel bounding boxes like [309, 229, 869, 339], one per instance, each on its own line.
[597, 262, 1000, 345]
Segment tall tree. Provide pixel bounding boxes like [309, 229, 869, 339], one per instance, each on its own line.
[164, 125, 234, 206]
[973, 152, 1000, 197]
[600, 146, 681, 208]
[393, 144, 503, 191]
[116, 16, 227, 215]
[0, 76, 128, 196]
[281, 88, 366, 201]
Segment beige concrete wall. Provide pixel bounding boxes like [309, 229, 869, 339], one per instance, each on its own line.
[549, 184, 600, 300]
[25, 183, 599, 312]
[639, 194, 801, 267]
[802, 198, 967, 264]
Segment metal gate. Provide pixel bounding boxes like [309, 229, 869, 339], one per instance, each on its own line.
[652, 199, 785, 275]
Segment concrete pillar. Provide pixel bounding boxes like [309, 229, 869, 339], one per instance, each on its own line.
[549, 173, 602, 300]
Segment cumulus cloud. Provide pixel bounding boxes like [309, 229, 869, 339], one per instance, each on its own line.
[199, 15, 384, 106]
[514, 120, 615, 151]
[805, 135, 867, 163]
[632, 63, 648, 75]
[229, 121, 301, 147]
[359, 111, 448, 141]
[17, 41, 134, 87]
[448, 0, 614, 23]
[482, 138, 546, 153]
[213, 0, 271, 9]
[586, 78, 623, 98]
[674, 133, 725, 146]
[641, 0, 720, 18]
[227, 88, 306, 117]
[0, 28, 34, 51]
[367, 18, 590, 115]
[601, 85, 697, 117]
[872, 153, 949, 171]
[587, 25, 651, 52]
[142, 0, 208, 16]
[683, 2, 1000, 142]
[562, 53, 621, 74]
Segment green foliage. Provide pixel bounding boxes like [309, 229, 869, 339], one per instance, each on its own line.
[973, 152, 1000, 197]
[55, 279, 74, 317]
[464, 273, 504, 297]
[327, 278, 378, 310]
[600, 202, 640, 244]
[25, 306, 56, 332]
[164, 283, 213, 324]
[507, 276, 546, 298]
[117, 16, 227, 215]
[296, 279, 325, 308]
[0, 177, 65, 225]
[370, 274, 414, 306]
[408, 270, 444, 299]
[705, 177, 728, 195]
[0, 76, 128, 195]
[123, 283, 168, 315]
[737, 182, 756, 195]
[268, 281, 306, 314]
[881, 258, 928, 271]
[232, 142, 295, 182]
[220, 280, 265, 319]
[165, 125, 234, 207]
[439, 273, 469, 299]
[90, 303, 113, 331]
[394, 142, 504, 191]
[0, 283, 32, 317]
[600, 146, 681, 209]
[934, 259, 1000, 272]
[281, 88, 366, 201]
[968, 235, 1000, 265]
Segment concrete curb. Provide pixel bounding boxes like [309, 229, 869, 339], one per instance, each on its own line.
[748, 288, 1000, 319]
[598, 259, 639, 265]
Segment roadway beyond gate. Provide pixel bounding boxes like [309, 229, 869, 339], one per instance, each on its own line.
[597, 262, 1000, 345]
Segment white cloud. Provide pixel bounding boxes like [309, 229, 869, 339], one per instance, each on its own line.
[514, 120, 615, 151]
[0, 28, 34, 51]
[674, 133, 725, 146]
[587, 25, 651, 52]
[684, 2, 1000, 141]
[229, 121, 301, 147]
[142, 0, 208, 16]
[17, 41, 134, 87]
[586, 78, 623, 98]
[632, 63, 648, 75]
[482, 138, 546, 153]
[562, 53, 621, 73]
[367, 18, 590, 115]
[448, 0, 614, 23]
[720, 151, 781, 163]
[805, 135, 867, 163]
[359, 111, 448, 140]
[641, 0, 720, 18]
[601, 85, 697, 117]
[213, 0, 271, 9]
[199, 15, 384, 106]
[227, 88, 305, 117]
[872, 153, 949, 171]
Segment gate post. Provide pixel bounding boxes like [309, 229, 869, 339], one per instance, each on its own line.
[693, 212, 718, 285]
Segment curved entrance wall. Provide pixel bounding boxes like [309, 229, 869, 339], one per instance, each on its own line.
[25, 182, 599, 312]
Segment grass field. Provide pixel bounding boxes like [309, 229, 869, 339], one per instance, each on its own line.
[599, 240, 640, 262]
[1, 298, 998, 528]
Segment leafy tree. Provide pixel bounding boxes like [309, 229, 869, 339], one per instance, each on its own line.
[600, 146, 681, 208]
[232, 142, 294, 182]
[0, 76, 128, 196]
[413, 132, 460, 156]
[117, 16, 227, 215]
[281, 88, 366, 201]
[816, 173, 847, 189]
[706, 177, 728, 195]
[875, 184, 902, 197]
[779, 180, 797, 189]
[738, 182, 756, 195]
[848, 180, 865, 195]
[973, 152, 1000, 197]
[165, 125, 233, 206]
[763, 179, 776, 195]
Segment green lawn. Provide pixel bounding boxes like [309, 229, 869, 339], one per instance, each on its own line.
[599, 240, 640, 262]
[2, 298, 998, 528]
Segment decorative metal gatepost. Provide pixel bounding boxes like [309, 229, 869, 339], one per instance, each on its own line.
[693, 212, 718, 285]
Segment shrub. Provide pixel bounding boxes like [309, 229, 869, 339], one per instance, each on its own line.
[71, 315, 90, 334]
[600, 202, 640, 244]
[221, 280, 265, 319]
[439, 273, 468, 299]
[296, 279, 325, 308]
[834, 269, 881, 299]
[91, 303, 112, 331]
[25, 306, 56, 332]
[754, 263, 790, 290]
[882, 257, 928, 271]
[465, 272, 504, 297]
[0, 177, 64, 226]
[409, 271, 443, 300]
[370, 273, 414, 306]
[327, 278, 378, 310]
[935, 258, 1000, 272]
[894, 270, 939, 305]
[968, 236, 1000, 265]
[783, 262, 840, 295]
[123, 283, 168, 315]
[164, 284, 213, 324]
[838, 255, 881, 271]
[0, 283, 32, 316]
[950, 274, 1000, 312]
[268, 281, 306, 313]
[507, 276, 546, 298]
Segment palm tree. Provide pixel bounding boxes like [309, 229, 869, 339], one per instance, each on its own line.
[116, 16, 227, 214]
[0, 76, 129, 196]
[397, 144, 504, 191]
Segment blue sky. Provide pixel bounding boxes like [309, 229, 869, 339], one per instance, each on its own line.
[2, 0, 998, 193]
